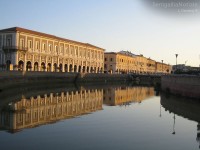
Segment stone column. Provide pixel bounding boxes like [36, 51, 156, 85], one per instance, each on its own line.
[45, 57, 48, 72]
[38, 55, 41, 71]
[23, 53, 27, 71]
[62, 59, 65, 72]
[32, 54, 34, 71]
[51, 57, 54, 72]
[57, 56, 59, 72]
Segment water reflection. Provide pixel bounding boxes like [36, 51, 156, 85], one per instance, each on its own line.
[161, 94, 200, 148]
[0, 89, 103, 133]
[0, 85, 154, 133]
[103, 86, 154, 106]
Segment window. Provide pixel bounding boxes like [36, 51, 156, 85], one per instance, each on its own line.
[20, 38, 25, 48]
[55, 45, 58, 54]
[105, 58, 107, 61]
[65, 44, 69, 54]
[48, 44, 52, 52]
[110, 58, 113, 61]
[60, 46, 64, 53]
[7, 38, 11, 46]
[75, 47, 78, 56]
[28, 40, 32, 49]
[36, 41, 40, 50]
[42, 43, 46, 51]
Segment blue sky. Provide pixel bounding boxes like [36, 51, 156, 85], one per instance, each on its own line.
[0, 0, 200, 66]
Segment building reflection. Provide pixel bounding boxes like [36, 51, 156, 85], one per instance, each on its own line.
[161, 94, 200, 148]
[0, 85, 156, 133]
[0, 89, 103, 133]
[103, 86, 154, 106]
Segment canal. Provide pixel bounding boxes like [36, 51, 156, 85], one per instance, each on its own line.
[0, 84, 199, 150]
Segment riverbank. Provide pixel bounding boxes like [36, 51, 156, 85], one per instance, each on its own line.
[161, 75, 200, 99]
[0, 71, 161, 90]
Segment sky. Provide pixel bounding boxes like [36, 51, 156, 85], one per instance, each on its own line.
[0, 0, 200, 66]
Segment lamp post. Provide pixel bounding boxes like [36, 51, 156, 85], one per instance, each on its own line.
[175, 54, 178, 71]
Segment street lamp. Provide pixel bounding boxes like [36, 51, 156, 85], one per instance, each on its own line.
[175, 54, 178, 71]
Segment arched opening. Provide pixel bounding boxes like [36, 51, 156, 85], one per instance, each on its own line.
[18, 60, 24, 71]
[47, 63, 51, 72]
[78, 65, 81, 73]
[59, 64, 62, 72]
[53, 63, 57, 72]
[69, 64, 73, 72]
[74, 65, 77, 72]
[41, 62, 46, 71]
[34, 62, 39, 71]
[100, 67, 103, 73]
[65, 64, 68, 72]
[83, 66, 86, 73]
[90, 67, 93, 73]
[87, 66, 89, 73]
[97, 67, 100, 73]
[26, 61, 32, 71]
[94, 67, 96, 73]
[6, 60, 11, 71]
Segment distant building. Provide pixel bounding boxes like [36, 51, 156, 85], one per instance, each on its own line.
[0, 27, 105, 73]
[156, 61, 172, 74]
[104, 51, 137, 74]
[104, 50, 171, 74]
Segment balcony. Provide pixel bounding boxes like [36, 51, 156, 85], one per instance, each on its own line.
[2, 46, 28, 52]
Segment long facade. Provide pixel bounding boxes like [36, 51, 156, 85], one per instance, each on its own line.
[0, 27, 104, 73]
[104, 51, 172, 74]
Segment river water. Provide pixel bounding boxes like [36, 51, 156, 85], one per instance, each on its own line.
[0, 84, 199, 150]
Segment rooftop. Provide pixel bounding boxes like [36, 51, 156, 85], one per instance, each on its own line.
[0, 27, 104, 50]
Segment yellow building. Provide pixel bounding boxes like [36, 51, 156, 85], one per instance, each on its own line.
[104, 51, 137, 74]
[105, 50, 172, 74]
[0, 27, 104, 73]
[156, 61, 172, 74]
[0, 89, 103, 133]
[147, 58, 156, 74]
[103, 86, 154, 106]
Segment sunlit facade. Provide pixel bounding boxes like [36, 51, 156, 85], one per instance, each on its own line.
[104, 51, 172, 74]
[0, 27, 104, 73]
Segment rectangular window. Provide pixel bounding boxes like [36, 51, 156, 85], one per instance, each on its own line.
[20, 39, 25, 48]
[110, 58, 113, 61]
[43, 43, 46, 51]
[7, 39, 11, 46]
[60, 46, 64, 53]
[75, 47, 78, 56]
[28, 40, 32, 49]
[36, 41, 40, 50]
[49, 44, 52, 52]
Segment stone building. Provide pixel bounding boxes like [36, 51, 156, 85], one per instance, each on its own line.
[104, 50, 172, 74]
[0, 27, 104, 73]
[104, 51, 137, 74]
[156, 61, 171, 74]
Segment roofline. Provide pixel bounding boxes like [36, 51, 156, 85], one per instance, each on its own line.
[0, 27, 105, 50]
